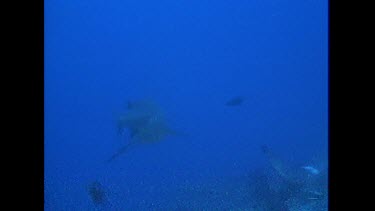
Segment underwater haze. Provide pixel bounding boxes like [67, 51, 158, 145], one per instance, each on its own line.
[45, 0, 328, 210]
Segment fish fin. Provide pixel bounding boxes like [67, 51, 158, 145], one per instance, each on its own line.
[107, 141, 137, 163]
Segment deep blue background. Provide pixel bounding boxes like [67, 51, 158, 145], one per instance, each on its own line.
[45, 0, 328, 209]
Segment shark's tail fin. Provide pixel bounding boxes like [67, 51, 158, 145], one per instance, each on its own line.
[106, 141, 137, 163]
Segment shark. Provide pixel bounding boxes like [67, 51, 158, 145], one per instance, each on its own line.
[108, 99, 181, 162]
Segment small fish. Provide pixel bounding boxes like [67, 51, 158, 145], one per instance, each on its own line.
[301, 166, 320, 175]
[225, 96, 244, 106]
[307, 190, 324, 200]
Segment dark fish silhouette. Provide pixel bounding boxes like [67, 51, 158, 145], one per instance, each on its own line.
[87, 181, 107, 206]
[225, 96, 244, 106]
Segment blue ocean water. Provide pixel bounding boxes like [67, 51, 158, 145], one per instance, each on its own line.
[45, 0, 328, 210]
